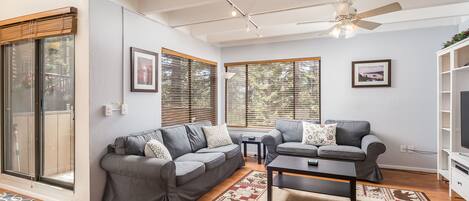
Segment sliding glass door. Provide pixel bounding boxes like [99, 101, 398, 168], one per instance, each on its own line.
[40, 36, 75, 187]
[2, 35, 75, 189]
[3, 41, 37, 178]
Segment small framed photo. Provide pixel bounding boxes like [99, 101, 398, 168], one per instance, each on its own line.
[352, 59, 391, 88]
[131, 47, 158, 92]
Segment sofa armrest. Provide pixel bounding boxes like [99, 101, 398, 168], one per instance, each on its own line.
[262, 129, 282, 148]
[361, 135, 386, 160]
[229, 132, 243, 146]
[101, 153, 176, 181]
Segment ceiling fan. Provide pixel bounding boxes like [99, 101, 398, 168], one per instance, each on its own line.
[297, 0, 402, 38]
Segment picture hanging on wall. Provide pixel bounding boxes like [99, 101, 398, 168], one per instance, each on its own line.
[352, 59, 391, 88]
[131, 47, 158, 92]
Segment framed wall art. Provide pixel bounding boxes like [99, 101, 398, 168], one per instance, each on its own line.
[130, 47, 158, 92]
[352, 59, 391, 88]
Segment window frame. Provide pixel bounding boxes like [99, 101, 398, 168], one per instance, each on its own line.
[0, 37, 76, 190]
[224, 57, 321, 128]
[161, 48, 218, 126]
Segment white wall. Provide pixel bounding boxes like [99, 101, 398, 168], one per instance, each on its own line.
[89, 0, 221, 200]
[222, 26, 458, 171]
[460, 16, 469, 32]
[0, 1, 90, 201]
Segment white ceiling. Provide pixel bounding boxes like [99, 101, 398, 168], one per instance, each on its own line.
[113, 0, 469, 47]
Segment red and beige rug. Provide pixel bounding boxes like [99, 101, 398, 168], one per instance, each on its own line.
[215, 171, 430, 201]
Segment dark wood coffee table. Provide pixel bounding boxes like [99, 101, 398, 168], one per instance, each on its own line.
[266, 155, 357, 201]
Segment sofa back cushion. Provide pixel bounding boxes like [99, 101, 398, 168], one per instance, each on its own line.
[185, 121, 211, 151]
[114, 129, 163, 156]
[276, 119, 320, 142]
[161, 125, 192, 158]
[325, 120, 370, 147]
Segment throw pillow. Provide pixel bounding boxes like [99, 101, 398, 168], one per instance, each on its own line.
[144, 139, 172, 161]
[203, 124, 233, 148]
[302, 122, 337, 146]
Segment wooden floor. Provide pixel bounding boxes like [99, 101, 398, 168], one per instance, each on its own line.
[0, 157, 463, 201]
[199, 157, 465, 201]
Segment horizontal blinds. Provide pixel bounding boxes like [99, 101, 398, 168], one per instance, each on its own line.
[294, 60, 321, 121]
[161, 52, 217, 127]
[0, 7, 77, 45]
[225, 58, 320, 128]
[226, 65, 246, 127]
[161, 48, 217, 66]
[190, 61, 217, 124]
[162, 54, 190, 126]
[248, 62, 294, 127]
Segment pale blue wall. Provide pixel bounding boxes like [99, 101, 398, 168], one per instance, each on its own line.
[222, 26, 458, 171]
[89, 1, 221, 200]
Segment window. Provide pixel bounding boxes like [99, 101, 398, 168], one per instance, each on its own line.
[2, 35, 75, 189]
[225, 58, 320, 128]
[161, 49, 217, 126]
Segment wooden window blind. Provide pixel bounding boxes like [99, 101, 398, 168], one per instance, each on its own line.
[225, 58, 320, 128]
[161, 48, 217, 126]
[0, 7, 77, 45]
[226, 65, 246, 127]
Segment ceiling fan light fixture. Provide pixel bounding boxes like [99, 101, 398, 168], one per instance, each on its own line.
[330, 22, 356, 39]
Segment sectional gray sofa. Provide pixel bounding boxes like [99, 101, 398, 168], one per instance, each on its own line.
[262, 119, 386, 182]
[100, 121, 244, 201]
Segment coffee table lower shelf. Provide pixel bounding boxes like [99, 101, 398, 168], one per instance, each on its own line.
[271, 174, 354, 200]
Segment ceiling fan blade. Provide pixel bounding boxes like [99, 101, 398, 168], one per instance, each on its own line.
[297, 20, 336, 25]
[356, 2, 402, 19]
[316, 24, 339, 37]
[352, 20, 382, 30]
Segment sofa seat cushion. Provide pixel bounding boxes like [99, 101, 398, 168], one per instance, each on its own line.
[175, 161, 205, 186]
[196, 144, 240, 159]
[318, 145, 366, 161]
[175, 153, 225, 170]
[276, 142, 318, 157]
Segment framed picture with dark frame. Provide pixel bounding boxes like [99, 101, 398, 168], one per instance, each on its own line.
[352, 59, 391, 88]
[130, 47, 158, 92]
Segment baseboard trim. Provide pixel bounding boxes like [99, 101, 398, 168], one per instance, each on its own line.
[379, 164, 437, 173]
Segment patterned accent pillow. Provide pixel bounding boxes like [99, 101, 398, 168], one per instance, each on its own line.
[203, 124, 233, 148]
[302, 121, 337, 146]
[144, 139, 172, 161]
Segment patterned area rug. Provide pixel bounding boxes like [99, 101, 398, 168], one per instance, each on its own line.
[215, 171, 430, 201]
[0, 192, 35, 201]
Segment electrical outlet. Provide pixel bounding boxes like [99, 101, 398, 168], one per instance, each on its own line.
[400, 145, 407, 153]
[104, 104, 113, 117]
[121, 103, 128, 115]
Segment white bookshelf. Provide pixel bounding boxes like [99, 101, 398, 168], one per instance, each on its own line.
[437, 37, 469, 198]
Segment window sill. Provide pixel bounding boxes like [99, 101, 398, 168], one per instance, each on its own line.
[228, 127, 271, 133]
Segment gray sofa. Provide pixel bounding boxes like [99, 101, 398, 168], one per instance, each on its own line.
[262, 119, 386, 182]
[101, 121, 245, 201]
